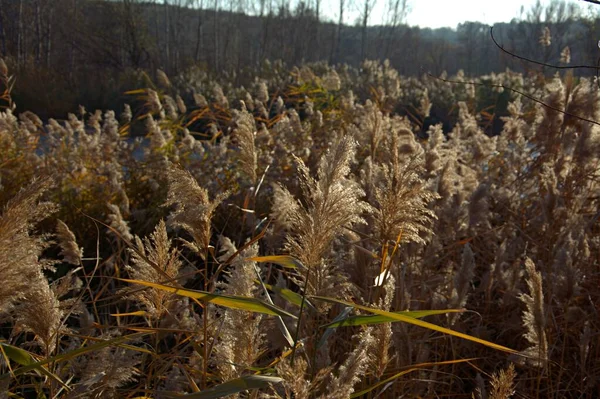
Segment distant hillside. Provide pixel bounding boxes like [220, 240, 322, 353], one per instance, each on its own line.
[0, 0, 598, 117]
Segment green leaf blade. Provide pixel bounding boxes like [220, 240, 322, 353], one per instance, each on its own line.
[311, 296, 516, 354]
[249, 255, 307, 270]
[121, 279, 297, 319]
[0, 343, 34, 366]
[323, 309, 464, 328]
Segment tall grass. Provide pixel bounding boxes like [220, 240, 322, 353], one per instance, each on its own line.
[0, 59, 598, 398]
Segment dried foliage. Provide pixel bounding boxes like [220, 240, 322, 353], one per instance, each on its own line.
[125, 220, 184, 320]
[0, 179, 56, 315]
[55, 219, 83, 265]
[489, 363, 517, 399]
[517, 258, 548, 367]
[0, 61, 598, 398]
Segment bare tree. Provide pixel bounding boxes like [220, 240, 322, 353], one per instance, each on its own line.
[506, 0, 581, 73]
[35, 0, 42, 64]
[69, 0, 78, 78]
[313, 0, 322, 58]
[194, 0, 205, 62]
[213, 0, 220, 71]
[259, 0, 273, 63]
[121, 0, 146, 68]
[383, 0, 409, 59]
[17, 0, 23, 69]
[458, 22, 486, 75]
[171, 0, 187, 73]
[165, 0, 171, 70]
[360, 0, 376, 60]
[334, 0, 344, 61]
[45, 0, 53, 67]
[0, 0, 7, 57]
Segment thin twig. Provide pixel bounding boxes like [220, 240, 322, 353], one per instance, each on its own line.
[425, 72, 600, 127]
[490, 26, 600, 71]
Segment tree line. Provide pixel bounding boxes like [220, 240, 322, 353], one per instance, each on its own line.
[0, 0, 598, 118]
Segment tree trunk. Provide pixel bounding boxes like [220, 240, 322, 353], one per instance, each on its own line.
[0, 0, 7, 57]
[259, 0, 272, 64]
[35, 0, 42, 64]
[164, 0, 170, 71]
[330, 0, 345, 63]
[173, 0, 182, 73]
[45, 2, 53, 67]
[213, 0, 219, 71]
[17, 0, 24, 69]
[360, 0, 370, 61]
[384, 0, 408, 59]
[313, 0, 321, 60]
[154, 0, 161, 61]
[194, 0, 204, 62]
[68, 0, 78, 79]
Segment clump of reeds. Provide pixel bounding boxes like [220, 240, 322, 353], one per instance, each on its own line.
[0, 61, 598, 399]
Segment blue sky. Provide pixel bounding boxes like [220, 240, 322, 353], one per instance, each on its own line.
[321, 0, 589, 29]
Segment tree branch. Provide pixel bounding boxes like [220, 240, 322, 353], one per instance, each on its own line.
[490, 26, 600, 71]
[425, 72, 600, 128]
[579, 0, 600, 6]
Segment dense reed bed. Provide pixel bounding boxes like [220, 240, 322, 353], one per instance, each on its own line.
[0, 59, 598, 398]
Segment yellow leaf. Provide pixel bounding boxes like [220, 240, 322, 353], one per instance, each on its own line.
[323, 309, 465, 328]
[249, 255, 307, 270]
[311, 296, 516, 354]
[110, 311, 148, 317]
[124, 89, 147, 95]
[120, 279, 296, 319]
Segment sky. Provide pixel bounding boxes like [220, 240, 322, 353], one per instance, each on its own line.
[322, 0, 587, 30]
